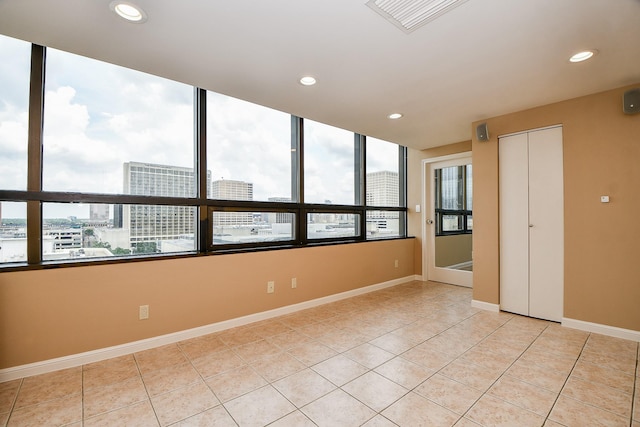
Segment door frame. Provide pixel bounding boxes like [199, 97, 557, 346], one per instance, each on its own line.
[421, 152, 473, 287]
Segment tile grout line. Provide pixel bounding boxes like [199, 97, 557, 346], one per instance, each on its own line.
[324, 286, 468, 425]
[446, 316, 553, 426]
[539, 330, 591, 426]
[177, 341, 240, 427]
[550, 335, 638, 424]
[81, 366, 85, 427]
[251, 286, 466, 425]
[131, 352, 162, 427]
[631, 343, 639, 427]
[334, 297, 511, 426]
[11, 282, 636, 427]
[4, 378, 24, 427]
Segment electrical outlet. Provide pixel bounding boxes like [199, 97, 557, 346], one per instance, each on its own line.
[291, 278, 297, 289]
[267, 281, 275, 293]
[139, 305, 149, 320]
[394, 259, 399, 268]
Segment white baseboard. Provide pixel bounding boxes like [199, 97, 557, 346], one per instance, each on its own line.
[562, 317, 640, 342]
[471, 299, 500, 313]
[0, 275, 415, 383]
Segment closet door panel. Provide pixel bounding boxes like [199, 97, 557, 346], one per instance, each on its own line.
[499, 133, 530, 316]
[528, 127, 564, 322]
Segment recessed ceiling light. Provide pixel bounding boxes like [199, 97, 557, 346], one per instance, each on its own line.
[388, 113, 403, 119]
[569, 50, 597, 63]
[110, 1, 147, 23]
[300, 76, 317, 86]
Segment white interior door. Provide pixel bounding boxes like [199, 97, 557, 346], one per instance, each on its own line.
[499, 133, 530, 316]
[528, 127, 564, 321]
[499, 126, 563, 322]
[425, 156, 473, 287]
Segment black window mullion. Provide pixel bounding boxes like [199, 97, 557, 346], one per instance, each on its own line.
[2, 36, 411, 268]
[26, 44, 45, 265]
[355, 134, 365, 240]
[354, 134, 364, 206]
[293, 116, 306, 245]
[195, 88, 208, 252]
[398, 145, 407, 237]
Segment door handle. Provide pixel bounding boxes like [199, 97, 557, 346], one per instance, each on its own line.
[427, 219, 434, 224]
[529, 224, 534, 227]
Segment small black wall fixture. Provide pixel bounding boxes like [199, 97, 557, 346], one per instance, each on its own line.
[476, 122, 489, 141]
[623, 88, 640, 114]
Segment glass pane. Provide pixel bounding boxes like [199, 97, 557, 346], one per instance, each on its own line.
[42, 48, 194, 194]
[307, 213, 358, 239]
[207, 92, 291, 201]
[126, 205, 196, 254]
[366, 210, 400, 239]
[304, 120, 354, 205]
[42, 203, 195, 260]
[0, 201, 27, 263]
[124, 163, 196, 197]
[0, 35, 30, 191]
[467, 214, 473, 231]
[442, 214, 463, 232]
[212, 211, 294, 244]
[438, 166, 464, 210]
[366, 137, 399, 207]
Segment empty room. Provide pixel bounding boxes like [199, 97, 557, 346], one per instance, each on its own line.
[0, 0, 638, 426]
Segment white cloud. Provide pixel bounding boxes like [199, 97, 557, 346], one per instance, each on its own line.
[0, 107, 28, 190]
[1, 40, 402, 219]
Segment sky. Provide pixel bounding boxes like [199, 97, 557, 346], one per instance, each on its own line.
[0, 34, 400, 219]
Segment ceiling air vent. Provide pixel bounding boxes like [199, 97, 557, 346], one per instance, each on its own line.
[366, 0, 470, 33]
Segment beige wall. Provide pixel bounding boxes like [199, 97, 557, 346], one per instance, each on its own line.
[472, 83, 640, 331]
[0, 239, 414, 369]
[407, 141, 472, 276]
[435, 234, 472, 268]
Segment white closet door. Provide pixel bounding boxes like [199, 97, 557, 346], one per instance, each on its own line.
[528, 127, 564, 322]
[499, 126, 564, 322]
[499, 133, 530, 317]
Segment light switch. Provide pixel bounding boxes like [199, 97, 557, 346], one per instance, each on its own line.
[600, 195, 610, 203]
[415, 204, 421, 213]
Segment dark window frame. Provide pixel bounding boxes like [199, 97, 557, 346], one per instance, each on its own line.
[0, 41, 408, 269]
[434, 164, 472, 237]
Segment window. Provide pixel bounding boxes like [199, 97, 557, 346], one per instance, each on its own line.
[211, 209, 295, 247]
[366, 137, 399, 207]
[42, 202, 196, 261]
[42, 48, 194, 195]
[0, 35, 31, 191]
[365, 137, 404, 239]
[0, 202, 27, 263]
[435, 164, 472, 236]
[207, 92, 292, 201]
[303, 119, 355, 205]
[0, 36, 408, 268]
[307, 213, 359, 240]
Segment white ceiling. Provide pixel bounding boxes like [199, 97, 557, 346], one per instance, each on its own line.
[0, 0, 639, 150]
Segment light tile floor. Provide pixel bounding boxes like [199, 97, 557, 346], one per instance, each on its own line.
[1, 280, 638, 426]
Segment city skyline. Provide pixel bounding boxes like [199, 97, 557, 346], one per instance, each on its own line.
[0, 36, 401, 219]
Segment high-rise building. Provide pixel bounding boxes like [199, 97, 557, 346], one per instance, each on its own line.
[122, 162, 211, 251]
[211, 180, 253, 226]
[211, 179, 253, 201]
[267, 197, 292, 224]
[113, 204, 123, 228]
[366, 171, 399, 207]
[366, 171, 400, 235]
[89, 204, 109, 221]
